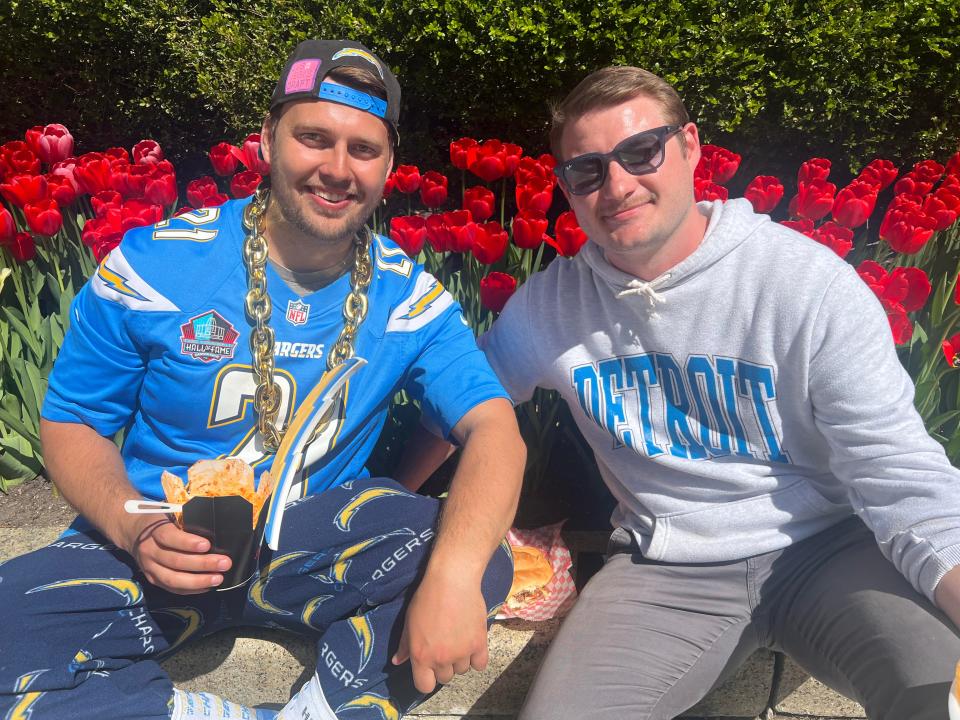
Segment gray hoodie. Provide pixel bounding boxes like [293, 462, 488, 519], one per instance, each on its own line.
[481, 198, 960, 601]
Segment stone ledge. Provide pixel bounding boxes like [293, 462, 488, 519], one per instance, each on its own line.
[0, 527, 865, 718]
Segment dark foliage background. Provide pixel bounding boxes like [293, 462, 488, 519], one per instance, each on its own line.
[2, 0, 958, 179]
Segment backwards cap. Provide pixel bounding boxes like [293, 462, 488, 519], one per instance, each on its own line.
[271, 39, 401, 144]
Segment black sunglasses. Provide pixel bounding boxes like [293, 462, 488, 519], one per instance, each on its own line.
[554, 125, 684, 195]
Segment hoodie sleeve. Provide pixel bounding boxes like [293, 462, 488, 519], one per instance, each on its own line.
[478, 281, 542, 404]
[808, 264, 960, 601]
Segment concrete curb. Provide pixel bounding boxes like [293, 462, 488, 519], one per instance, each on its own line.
[0, 526, 865, 718]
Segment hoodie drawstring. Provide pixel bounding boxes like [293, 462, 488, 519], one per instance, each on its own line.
[616, 274, 672, 317]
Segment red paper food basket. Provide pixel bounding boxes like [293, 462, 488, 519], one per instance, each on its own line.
[499, 521, 578, 621]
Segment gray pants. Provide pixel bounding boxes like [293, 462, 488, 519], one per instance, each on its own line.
[519, 517, 960, 720]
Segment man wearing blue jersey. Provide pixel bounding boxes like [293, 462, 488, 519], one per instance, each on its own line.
[0, 39, 523, 720]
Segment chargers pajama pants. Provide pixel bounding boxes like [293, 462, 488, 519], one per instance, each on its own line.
[0, 478, 513, 719]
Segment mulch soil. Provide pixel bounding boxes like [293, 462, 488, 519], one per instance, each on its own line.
[0, 475, 77, 528]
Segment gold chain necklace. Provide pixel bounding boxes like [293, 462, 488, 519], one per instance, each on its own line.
[241, 186, 372, 453]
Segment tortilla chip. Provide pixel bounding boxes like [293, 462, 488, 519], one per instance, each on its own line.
[187, 458, 254, 499]
[160, 470, 189, 506]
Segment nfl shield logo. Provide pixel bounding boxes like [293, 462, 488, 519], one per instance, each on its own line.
[286, 299, 310, 326]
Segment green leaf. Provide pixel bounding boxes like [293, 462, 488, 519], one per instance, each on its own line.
[0, 402, 40, 456]
[0, 306, 41, 359]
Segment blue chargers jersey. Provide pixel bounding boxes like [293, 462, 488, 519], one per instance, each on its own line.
[43, 199, 508, 500]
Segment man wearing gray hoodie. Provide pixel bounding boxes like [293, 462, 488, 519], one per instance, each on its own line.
[460, 67, 960, 720]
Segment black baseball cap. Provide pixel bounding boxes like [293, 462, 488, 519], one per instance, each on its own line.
[271, 39, 401, 145]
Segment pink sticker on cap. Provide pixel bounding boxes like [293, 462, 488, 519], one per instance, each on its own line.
[285, 59, 321, 94]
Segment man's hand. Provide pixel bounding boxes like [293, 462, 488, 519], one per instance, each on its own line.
[391, 569, 490, 693]
[123, 516, 232, 595]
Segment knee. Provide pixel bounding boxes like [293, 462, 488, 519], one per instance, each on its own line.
[480, 540, 515, 616]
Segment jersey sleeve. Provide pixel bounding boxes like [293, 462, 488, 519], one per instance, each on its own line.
[389, 271, 509, 439]
[41, 247, 171, 436]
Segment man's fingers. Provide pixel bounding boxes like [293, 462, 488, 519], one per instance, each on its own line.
[453, 658, 472, 675]
[151, 544, 230, 574]
[433, 663, 455, 686]
[470, 644, 489, 672]
[392, 625, 410, 665]
[151, 522, 211, 553]
[412, 662, 438, 694]
[141, 561, 223, 594]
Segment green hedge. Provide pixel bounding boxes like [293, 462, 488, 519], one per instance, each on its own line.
[2, 0, 959, 176]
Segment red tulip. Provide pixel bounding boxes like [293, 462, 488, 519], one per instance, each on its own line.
[50, 157, 80, 192]
[46, 174, 78, 206]
[120, 200, 165, 233]
[516, 177, 555, 213]
[893, 267, 931, 312]
[795, 179, 836, 220]
[91, 191, 123, 218]
[943, 334, 960, 367]
[831, 180, 878, 229]
[780, 218, 815, 235]
[24, 199, 63, 236]
[468, 140, 523, 183]
[810, 221, 854, 259]
[389, 215, 427, 256]
[419, 171, 448, 208]
[145, 166, 178, 207]
[857, 159, 898, 190]
[230, 170, 262, 199]
[479, 271, 517, 313]
[512, 209, 548, 249]
[922, 192, 959, 232]
[955, 273, 960, 306]
[887, 310, 914, 345]
[209, 142, 240, 176]
[548, 211, 588, 257]
[696, 145, 741, 184]
[104, 146, 130, 163]
[229, 134, 269, 174]
[425, 213, 454, 252]
[450, 137, 479, 170]
[24, 126, 43, 155]
[473, 221, 509, 264]
[694, 178, 728, 202]
[2, 231, 36, 263]
[443, 210, 478, 253]
[111, 163, 152, 199]
[382, 173, 396, 200]
[8, 150, 41, 176]
[797, 158, 831, 184]
[946, 151, 960, 178]
[515, 155, 555, 186]
[743, 175, 784, 214]
[31, 124, 74, 165]
[879, 207, 937, 254]
[893, 174, 934, 197]
[81, 213, 123, 253]
[186, 176, 221, 208]
[132, 139, 164, 165]
[463, 186, 495, 222]
[0, 173, 47, 207]
[75, 153, 116, 195]
[0, 206, 14, 243]
[911, 159, 944, 183]
[393, 165, 421, 194]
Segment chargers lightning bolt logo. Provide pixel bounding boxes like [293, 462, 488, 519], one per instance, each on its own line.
[152, 607, 203, 654]
[347, 615, 375, 672]
[96, 262, 149, 302]
[26, 578, 142, 606]
[399, 281, 444, 320]
[247, 552, 311, 615]
[337, 693, 399, 720]
[316, 528, 416, 585]
[301, 595, 334, 629]
[335, 488, 408, 532]
[6, 670, 47, 720]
